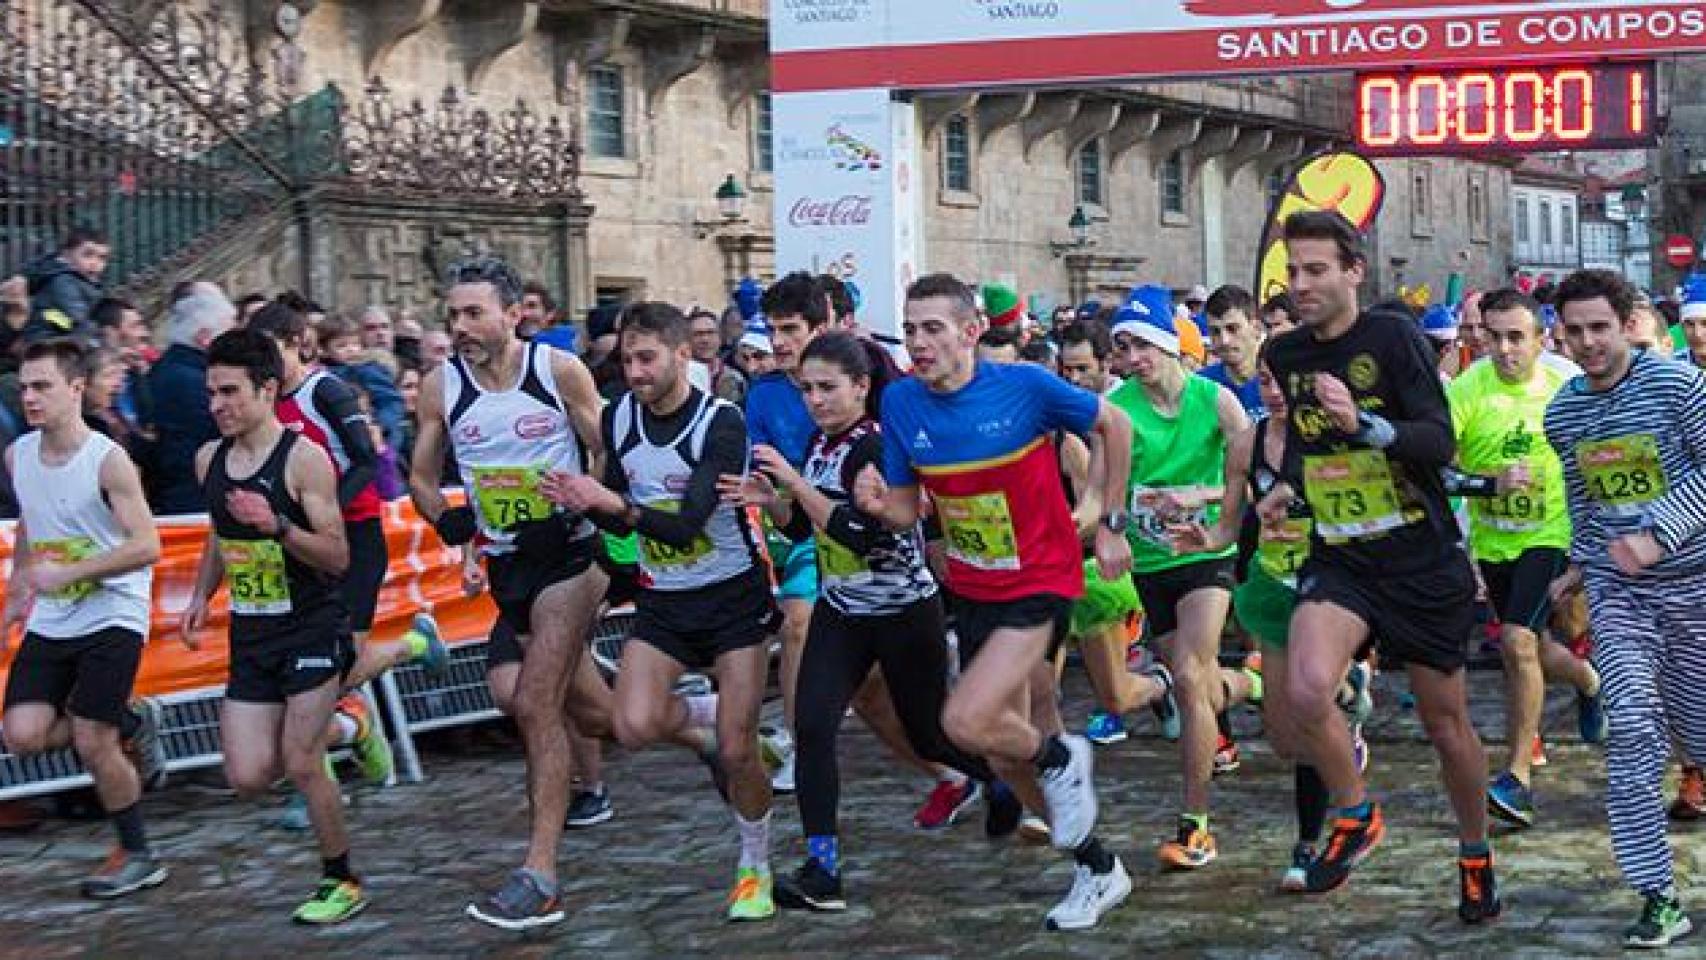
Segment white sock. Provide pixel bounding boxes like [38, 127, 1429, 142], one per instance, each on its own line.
[735, 809, 772, 870]
[939, 769, 967, 785]
[683, 693, 719, 728]
[333, 713, 360, 746]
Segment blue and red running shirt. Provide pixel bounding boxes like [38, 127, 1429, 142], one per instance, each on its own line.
[880, 360, 1098, 603]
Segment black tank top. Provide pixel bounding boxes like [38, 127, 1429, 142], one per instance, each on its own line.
[206, 430, 345, 638]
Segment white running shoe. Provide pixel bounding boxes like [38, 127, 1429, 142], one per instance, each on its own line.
[763, 727, 797, 794]
[1045, 857, 1132, 931]
[1038, 734, 1097, 850]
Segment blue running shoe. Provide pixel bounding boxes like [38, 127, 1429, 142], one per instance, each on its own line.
[1578, 686, 1608, 745]
[1086, 711, 1128, 745]
[1487, 771, 1535, 828]
[409, 613, 449, 677]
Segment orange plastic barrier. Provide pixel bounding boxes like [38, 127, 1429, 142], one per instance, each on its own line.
[0, 497, 495, 698]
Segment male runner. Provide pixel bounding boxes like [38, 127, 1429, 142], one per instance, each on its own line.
[855, 273, 1135, 930]
[1261, 211, 1497, 922]
[546, 301, 780, 920]
[181, 328, 366, 924]
[1200, 284, 1267, 419]
[1107, 288, 1256, 868]
[1545, 268, 1706, 949]
[408, 255, 614, 930]
[2, 339, 164, 899]
[1445, 288, 1603, 829]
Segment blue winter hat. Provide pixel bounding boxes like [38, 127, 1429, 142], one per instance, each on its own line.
[734, 278, 764, 323]
[1539, 304, 1559, 331]
[1110, 284, 1181, 355]
[1682, 274, 1706, 320]
[1420, 304, 1458, 341]
[738, 312, 773, 353]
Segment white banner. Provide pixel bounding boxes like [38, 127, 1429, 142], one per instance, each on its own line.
[773, 89, 918, 339]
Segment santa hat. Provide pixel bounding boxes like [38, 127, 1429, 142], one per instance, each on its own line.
[1682, 274, 1706, 321]
[981, 283, 1025, 328]
[1111, 284, 1182, 356]
[1420, 304, 1459, 341]
[737, 313, 773, 354]
[734, 277, 764, 323]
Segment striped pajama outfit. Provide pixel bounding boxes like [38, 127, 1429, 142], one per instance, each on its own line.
[1547, 350, 1706, 897]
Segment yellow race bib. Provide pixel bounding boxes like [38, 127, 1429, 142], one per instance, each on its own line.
[937, 491, 1020, 572]
[221, 538, 291, 616]
[471, 465, 552, 532]
[1303, 450, 1405, 541]
[639, 499, 714, 570]
[30, 536, 97, 601]
[1578, 435, 1667, 517]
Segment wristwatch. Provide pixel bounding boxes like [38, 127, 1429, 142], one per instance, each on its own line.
[273, 511, 293, 538]
[1101, 510, 1131, 534]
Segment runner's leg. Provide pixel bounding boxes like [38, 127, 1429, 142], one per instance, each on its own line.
[280, 677, 349, 860]
[220, 700, 286, 797]
[1165, 587, 1234, 816]
[1499, 624, 1546, 784]
[1285, 602, 1367, 808]
[1407, 663, 1491, 846]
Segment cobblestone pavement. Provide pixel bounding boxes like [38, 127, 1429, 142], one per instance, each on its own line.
[1, 670, 1700, 959]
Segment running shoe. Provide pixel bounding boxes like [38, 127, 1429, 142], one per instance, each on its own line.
[1531, 734, 1549, 768]
[774, 858, 846, 912]
[122, 697, 169, 793]
[1627, 891, 1694, 949]
[1279, 842, 1314, 893]
[80, 848, 168, 900]
[1242, 651, 1264, 706]
[1487, 771, 1535, 828]
[1085, 710, 1128, 745]
[762, 726, 796, 795]
[1457, 853, 1502, 925]
[1018, 813, 1051, 845]
[1352, 725, 1370, 774]
[1671, 766, 1706, 821]
[1339, 661, 1375, 725]
[1157, 819, 1217, 870]
[408, 612, 450, 676]
[274, 791, 311, 832]
[339, 694, 393, 786]
[1148, 664, 1182, 741]
[1044, 857, 1133, 932]
[1212, 735, 1241, 776]
[1304, 804, 1386, 893]
[1037, 735, 1097, 850]
[1578, 686, 1608, 745]
[294, 878, 368, 925]
[565, 786, 614, 828]
[985, 780, 1023, 839]
[727, 866, 775, 922]
[466, 870, 563, 930]
[915, 778, 981, 831]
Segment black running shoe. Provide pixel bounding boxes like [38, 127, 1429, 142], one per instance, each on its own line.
[774, 858, 846, 912]
[1304, 804, 1385, 894]
[1457, 854, 1502, 924]
[985, 780, 1022, 839]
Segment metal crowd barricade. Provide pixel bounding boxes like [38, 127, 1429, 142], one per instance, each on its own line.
[0, 687, 229, 800]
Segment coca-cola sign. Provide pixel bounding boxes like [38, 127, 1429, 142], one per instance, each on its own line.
[788, 194, 873, 228]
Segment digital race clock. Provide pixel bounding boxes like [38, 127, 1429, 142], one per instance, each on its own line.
[1354, 61, 1657, 156]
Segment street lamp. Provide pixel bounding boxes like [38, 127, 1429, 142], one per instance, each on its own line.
[695, 174, 749, 238]
[1050, 206, 1095, 257]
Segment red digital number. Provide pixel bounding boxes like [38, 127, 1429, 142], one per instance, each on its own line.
[1629, 69, 1647, 136]
[1554, 69, 1593, 141]
[1456, 73, 1496, 144]
[1360, 77, 1401, 147]
[1505, 71, 1545, 143]
[1409, 75, 1449, 145]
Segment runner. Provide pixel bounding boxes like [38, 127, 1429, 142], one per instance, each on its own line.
[545, 301, 781, 921]
[407, 255, 615, 930]
[1105, 285, 1257, 868]
[1261, 210, 1497, 922]
[753, 271, 963, 825]
[248, 302, 447, 790]
[854, 273, 1135, 930]
[723, 331, 1014, 911]
[180, 328, 367, 924]
[1200, 285, 1266, 419]
[1168, 350, 1374, 892]
[1544, 268, 1706, 950]
[1, 339, 165, 899]
[1444, 288, 1604, 829]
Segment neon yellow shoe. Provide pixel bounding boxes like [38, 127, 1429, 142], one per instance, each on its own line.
[726, 866, 775, 922]
[292, 878, 367, 924]
[339, 694, 393, 786]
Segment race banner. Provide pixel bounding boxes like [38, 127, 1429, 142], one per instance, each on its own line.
[772, 1, 1705, 92]
[1254, 150, 1386, 303]
[0, 498, 494, 699]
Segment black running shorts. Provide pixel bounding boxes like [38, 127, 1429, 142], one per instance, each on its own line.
[3, 627, 143, 726]
[633, 569, 781, 671]
[1297, 551, 1476, 674]
[1479, 547, 1568, 633]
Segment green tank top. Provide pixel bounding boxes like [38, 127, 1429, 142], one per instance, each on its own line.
[1109, 374, 1236, 574]
[602, 531, 639, 566]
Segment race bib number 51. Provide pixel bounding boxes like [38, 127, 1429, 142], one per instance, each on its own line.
[221, 538, 291, 616]
[937, 491, 1020, 572]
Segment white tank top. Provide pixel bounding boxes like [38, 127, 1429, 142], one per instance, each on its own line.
[445, 341, 594, 554]
[612, 392, 758, 591]
[14, 430, 152, 638]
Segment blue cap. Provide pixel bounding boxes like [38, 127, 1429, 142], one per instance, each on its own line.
[1683, 273, 1706, 320]
[1420, 304, 1458, 341]
[1539, 304, 1559, 331]
[1111, 284, 1181, 355]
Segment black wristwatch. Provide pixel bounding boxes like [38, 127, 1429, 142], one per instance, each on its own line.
[1101, 510, 1131, 534]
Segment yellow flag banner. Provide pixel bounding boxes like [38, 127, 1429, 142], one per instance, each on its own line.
[1255, 151, 1386, 304]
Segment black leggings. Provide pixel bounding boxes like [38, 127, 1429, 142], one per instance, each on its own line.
[795, 596, 995, 838]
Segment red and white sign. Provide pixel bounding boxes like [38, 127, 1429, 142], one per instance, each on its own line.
[1666, 235, 1699, 269]
[771, 1, 1706, 92]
